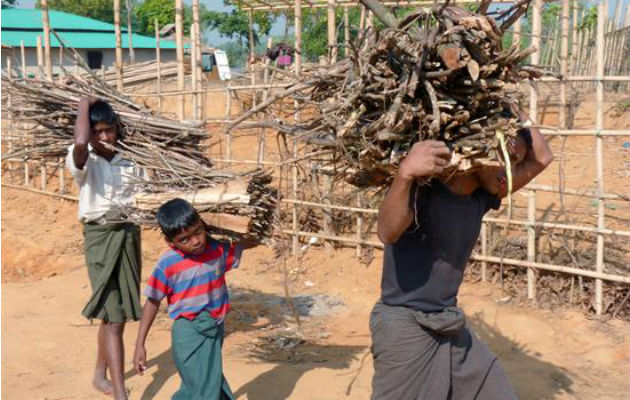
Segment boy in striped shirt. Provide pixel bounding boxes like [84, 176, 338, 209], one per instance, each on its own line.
[133, 198, 244, 400]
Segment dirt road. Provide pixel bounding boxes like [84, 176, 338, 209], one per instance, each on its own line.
[2, 188, 629, 400]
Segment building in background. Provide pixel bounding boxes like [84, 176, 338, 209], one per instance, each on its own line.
[1, 8, 181, 77]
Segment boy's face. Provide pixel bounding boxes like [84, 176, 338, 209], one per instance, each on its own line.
[166, 219, 208, 255]
[475, 135, 528, 196]
[90, 121, 118, 159]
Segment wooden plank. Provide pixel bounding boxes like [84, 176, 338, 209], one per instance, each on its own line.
[200, 212, 252, 234]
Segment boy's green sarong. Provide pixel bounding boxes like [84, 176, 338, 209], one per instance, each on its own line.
[82, 222, 142, 323]
[172, 313, 235, 400]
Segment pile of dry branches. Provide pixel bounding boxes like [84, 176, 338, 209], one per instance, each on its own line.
[1, 73, 277, 242]
[229, 0, 541, 187]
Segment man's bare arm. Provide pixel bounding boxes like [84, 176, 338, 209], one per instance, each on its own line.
[377, 141, 451, 244]
[509, 111, 554, 196]
[72, 97, 98, 169]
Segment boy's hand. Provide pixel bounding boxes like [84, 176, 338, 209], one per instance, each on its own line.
[133, 346, 147, 376]
[398, 141, 452, 181]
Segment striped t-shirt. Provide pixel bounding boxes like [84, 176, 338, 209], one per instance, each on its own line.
[144, 240, 242, 322]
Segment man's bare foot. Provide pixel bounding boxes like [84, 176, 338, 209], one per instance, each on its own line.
[92, 376, 113, 396]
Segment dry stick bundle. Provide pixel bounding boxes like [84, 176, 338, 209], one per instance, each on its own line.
[228, 1, 543, 189]
[1, 71, 278, 242]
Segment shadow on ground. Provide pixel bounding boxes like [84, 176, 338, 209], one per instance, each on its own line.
[468, 312, 574, 400]
[125, 287, 356, 400]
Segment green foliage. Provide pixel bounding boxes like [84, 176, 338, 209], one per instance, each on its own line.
[36, 0, 119, 24]
[301, 7, 363, 62]
[578, 4, 597, 32]
[135, 0, 193, 36]
[205, 1, 272, 48]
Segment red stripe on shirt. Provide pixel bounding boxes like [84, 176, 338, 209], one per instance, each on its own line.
[163, 247, 223, 277]
[168, 276, 226, 304]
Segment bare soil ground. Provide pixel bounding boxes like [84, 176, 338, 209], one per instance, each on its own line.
[2, 188, 629, 400]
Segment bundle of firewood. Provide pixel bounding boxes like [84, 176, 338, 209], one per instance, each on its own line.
[228, 0, 541, 187]
[1, 73, 277, 242]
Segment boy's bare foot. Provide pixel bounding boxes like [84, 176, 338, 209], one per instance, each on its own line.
[92, 377, 113, 396]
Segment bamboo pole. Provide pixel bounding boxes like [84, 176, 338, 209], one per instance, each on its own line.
[155, 18, 162, 113]
[359, 5, 366, 35]
[356, 193, 363, 257]
[558, 0, 569, 210]
[114, 0, 124, 91]
[36, 35, 44, 79]
[529, 0, 541, 123]
[40, 162, 47, 191]
[526, 190, 536, 300]
[191, 23, 199, 120]
[6, 56, 15, 181]
[20, 40, 26, 78]
[248, 10, 257, 108]
[126, 0, 135, 64]
[327, 0, 337, 64]
[366, 10, 374, 29]
[192, 0, 203, 120]
[291, 139, 299, 256]
[40, 0, 53, 81]
[294, 0, 302, 75]
[512, 14, 521, 48]
[571, 3, 578, 71]
[480, 222, 488, 281]
[594, 1, 605, 316]
[58, 159, 65, 194]
[344, 6, 350, 58]
[175, 0, 185, 121]
[57, 45, 64, 78]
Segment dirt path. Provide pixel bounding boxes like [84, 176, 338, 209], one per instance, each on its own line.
[2, 189, 629, 400]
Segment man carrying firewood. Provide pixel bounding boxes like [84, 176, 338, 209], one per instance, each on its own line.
[371, 106, 553, 400]
[67, 98, 146, 400]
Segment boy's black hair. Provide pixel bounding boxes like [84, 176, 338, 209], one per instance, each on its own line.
[89, 100, 117, 129]
[156, 198, 202, 240]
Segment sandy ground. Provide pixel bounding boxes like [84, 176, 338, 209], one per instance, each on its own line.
[1, 188, 629, 400]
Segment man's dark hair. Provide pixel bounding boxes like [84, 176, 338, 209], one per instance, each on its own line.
[517, 128, 533, 149]
[156, 198, 202, 240]
[89, 100, 117, 128]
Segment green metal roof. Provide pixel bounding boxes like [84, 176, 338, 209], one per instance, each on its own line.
[1, 8, 184, 49]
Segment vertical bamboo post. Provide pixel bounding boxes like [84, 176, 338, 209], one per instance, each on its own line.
[192, 0, 202, 120]
[344, 6, 350, 58]
[367, 10, 374, 29]
[58, 45, 64, 78]
[327, 0, 337, 64]
[155, 18, 162, 113]
[114, 0, 124, 91]
[512, 15, 521, 48]
[175, 0, 185, 120]
[294, 0, 302, 75]
[6, 56, 14, 181]
[36, 35, 44, 79]
[24, 161, 30, 186]
[529, 0, 541, 123]
[558, 0, 569, 209]
[480, 222, 488, 281]
[125, 0, 135, 64]
[248, 10, 257, 108]
[356, 193, 363, 258]
[571, 4, 579, 71]
[40, 0, 53, 81]
[359, 6, 366, 36]
[101, 65, 106, 80]
[291, 139, 299, 256]
[20, 40, 26, 78]
[594, 1, 605, 316]
[41, 162, 47, 191]
[58, 159, 65, 193]
[191, 23, 199, 120]
[527, 190, 537, 299]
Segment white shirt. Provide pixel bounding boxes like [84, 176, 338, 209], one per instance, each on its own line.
[66, 144, 146, 223]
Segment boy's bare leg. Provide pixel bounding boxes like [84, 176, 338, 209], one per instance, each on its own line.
[93, 322, 113, 395]
[104, 322, 128, 400]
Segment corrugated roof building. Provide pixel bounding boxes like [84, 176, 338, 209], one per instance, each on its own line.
[1, 8, 185, 76]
